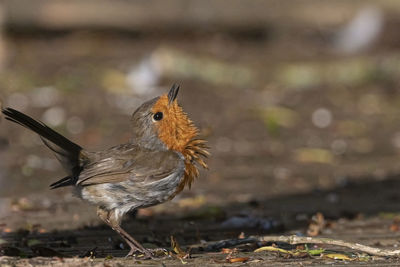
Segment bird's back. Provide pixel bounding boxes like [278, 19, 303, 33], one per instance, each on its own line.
[77, 143, 185, 212]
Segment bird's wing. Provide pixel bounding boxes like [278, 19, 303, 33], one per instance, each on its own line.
[76, 144, 183, 186]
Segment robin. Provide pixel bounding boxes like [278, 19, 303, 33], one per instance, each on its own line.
[2, 84, 209, 258]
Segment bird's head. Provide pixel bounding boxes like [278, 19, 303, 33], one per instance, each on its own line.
[131, 84, 209, 187]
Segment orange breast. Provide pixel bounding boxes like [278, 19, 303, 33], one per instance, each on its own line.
[151, 94, 209, 197]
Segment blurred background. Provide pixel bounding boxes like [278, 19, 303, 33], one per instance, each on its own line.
[1, 0, 400, 249]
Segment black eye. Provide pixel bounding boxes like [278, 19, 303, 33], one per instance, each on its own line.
[153, 112, 163, 121]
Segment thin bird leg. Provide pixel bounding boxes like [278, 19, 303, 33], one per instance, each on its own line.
[97, 207, 152, 258]
[113, 223, 152, 257]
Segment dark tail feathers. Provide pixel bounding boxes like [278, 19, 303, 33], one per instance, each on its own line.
[2, 107, 83, 189]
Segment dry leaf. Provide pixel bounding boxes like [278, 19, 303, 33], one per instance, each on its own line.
[307, 212, 326, 236]
[221, 248, 237, 254]
[254, 246, 291, 254]
[171, 235, 185, 255]
[255, 245, 325, 258]
[322, 253, 352, 261]
[227, 257, 250, 263]
[171, 236, 190, 263]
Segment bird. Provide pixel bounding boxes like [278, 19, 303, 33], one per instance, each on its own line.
[2, 84, 209, 258]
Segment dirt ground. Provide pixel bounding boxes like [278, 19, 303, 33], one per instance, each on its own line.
[2, 2, 400, 266]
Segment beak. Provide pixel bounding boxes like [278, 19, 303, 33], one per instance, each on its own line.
[168, 83, 180, 105]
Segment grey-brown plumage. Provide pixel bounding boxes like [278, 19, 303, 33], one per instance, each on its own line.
[2, 85, 209, 258]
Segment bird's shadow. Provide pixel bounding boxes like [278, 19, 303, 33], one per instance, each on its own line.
[2, 173, 400, 258]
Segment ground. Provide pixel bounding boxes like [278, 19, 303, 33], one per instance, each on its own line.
[2, 3, 400, 265]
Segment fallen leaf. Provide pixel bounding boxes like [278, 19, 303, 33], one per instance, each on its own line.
[305, 248, 325, 256]
[255, 245, 325, 258]
[254, 246, 290, 254]
[358, 254, 371, 261]
[179, 258, 188, 264]
[322, 253, 353, 261]
[227, 257, 250, 263]
[307, 212, 326, 236]
[171, 235, 185, 255]
[221, 248, 237, 254]
[171, 235, 190, 263]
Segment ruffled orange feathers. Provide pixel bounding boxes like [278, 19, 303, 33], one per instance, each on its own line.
[151, 94, 209, 195]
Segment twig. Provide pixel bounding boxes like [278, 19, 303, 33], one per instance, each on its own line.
[257, 235, 400, 257]
[192, 235, 400, 257]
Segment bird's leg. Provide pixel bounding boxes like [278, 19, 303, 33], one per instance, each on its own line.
[97, 207, 152, 258]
